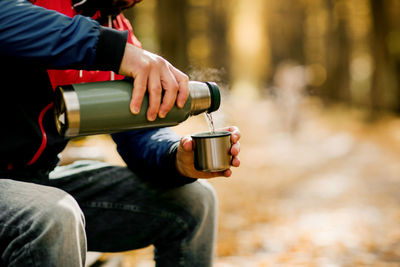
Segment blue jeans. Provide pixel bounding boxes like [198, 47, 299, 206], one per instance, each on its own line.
[0, 161, 217, 266]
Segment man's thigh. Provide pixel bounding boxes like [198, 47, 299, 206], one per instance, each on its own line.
[0, 179, 86, 266]
[0, 179, 73, 224]
[47, 160, 214, 252]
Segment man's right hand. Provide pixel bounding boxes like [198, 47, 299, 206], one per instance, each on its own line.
[118, 43, 189, 121]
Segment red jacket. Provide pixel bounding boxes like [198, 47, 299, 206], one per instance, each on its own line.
[34, 0, 141, 88]
[0, 1, 128, 170]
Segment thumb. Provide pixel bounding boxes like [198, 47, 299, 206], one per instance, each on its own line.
[180, 136, 194, 152]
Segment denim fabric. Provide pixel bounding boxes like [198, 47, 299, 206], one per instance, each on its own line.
[0, 179, 86, 267]
[0, 160, 217, 267]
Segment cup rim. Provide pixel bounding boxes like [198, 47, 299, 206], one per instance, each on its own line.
[191, 130, 231, 139]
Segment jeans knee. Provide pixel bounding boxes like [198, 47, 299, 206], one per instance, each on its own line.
[154, 181, 218, 265]
[49, 193, 85, 228]
[32, 188, 86, 245]
[179, 180, 218, 229]
[195, 180, 217, 219]
[0, 181, 86, 266]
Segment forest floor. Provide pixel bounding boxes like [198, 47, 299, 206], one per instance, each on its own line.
[65, 96, 400, 267]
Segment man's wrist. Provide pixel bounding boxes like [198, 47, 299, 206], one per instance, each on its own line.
[164, 141, 198, 185]
[92, 26, 128, 72]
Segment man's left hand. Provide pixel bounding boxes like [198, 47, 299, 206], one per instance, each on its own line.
[176, 126, 241, 179]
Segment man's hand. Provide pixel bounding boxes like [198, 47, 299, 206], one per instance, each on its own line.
[118, 43, 189, 121]
[176, 126, 241, 179]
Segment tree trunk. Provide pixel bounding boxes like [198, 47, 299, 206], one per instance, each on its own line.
[370, 0, 399, 113]
[323, 0, 351, 104]
[156, 0, 189, 71]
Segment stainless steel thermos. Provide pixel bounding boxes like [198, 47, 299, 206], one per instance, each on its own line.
[54, 80, 221, 137]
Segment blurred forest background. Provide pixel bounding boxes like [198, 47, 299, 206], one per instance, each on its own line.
[76, 0, 400, 266]
[125, 0, 400, 114]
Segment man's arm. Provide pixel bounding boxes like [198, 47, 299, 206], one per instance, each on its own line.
[0, 0, 127, 71]
[0, 0, 188, 120]
[112, 128, 197, 186]
[112, 126, 241, 184]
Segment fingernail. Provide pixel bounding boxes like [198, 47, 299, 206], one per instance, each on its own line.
[159, 112, 166, 118]
[131, 106, 140, 114]
[147, 115, 156, 121]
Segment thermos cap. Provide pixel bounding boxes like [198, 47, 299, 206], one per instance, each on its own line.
[205, 82, 221, 113]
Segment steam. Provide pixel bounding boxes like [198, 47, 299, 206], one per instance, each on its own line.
[189, 67, 230, 131]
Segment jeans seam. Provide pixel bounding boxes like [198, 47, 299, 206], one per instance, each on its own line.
[82, 201, 190, 266]
[81, 201, 190, 230]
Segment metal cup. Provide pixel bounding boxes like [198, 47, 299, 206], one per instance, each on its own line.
[191, 131, 232, 172]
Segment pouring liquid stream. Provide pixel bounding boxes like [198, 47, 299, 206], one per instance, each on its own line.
[205, 112, 216, 134]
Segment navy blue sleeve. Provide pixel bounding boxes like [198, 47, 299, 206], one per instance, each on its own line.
[112, 128, 197, 186]
[0, 0, 127, 72]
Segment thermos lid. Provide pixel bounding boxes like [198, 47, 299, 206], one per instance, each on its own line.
[205, 82, 220, 113]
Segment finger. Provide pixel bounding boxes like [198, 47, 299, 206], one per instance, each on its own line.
[230, 141, 240, 156]
[180, 136, 194, 152]
[230, 127, 241, 143]
[169, 66, 189, 108]
[219, 125, 238, 132]
[159, 87, 177, 118]
[130, 75, 147, 114]
[231, 156, 240, 167]
[223, 169, 232, 177]
[218, 126, 241, 143]
[229, 128, 241, 143]
[159, 70, 179, 118]
[146, 71, 162, 121]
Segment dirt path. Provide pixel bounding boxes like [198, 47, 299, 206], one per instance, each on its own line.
[66, 98, 400, 266]
[212, 99, 400, 266]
